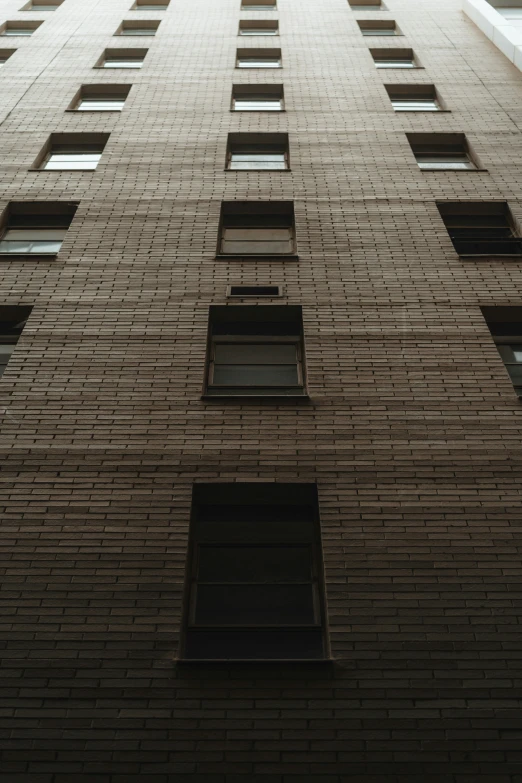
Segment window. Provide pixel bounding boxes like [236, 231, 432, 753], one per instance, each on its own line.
[385, 84, 443, 111]
[70, 85, 131, 112]
[0, 202, 77, 256]
[407, 133, 477, 170]
[349, 0, 383, 6]
[370, 48, 417, 68]
[241, 0, 276, 8]
[227, 133, 289, 170]
[232, 84, 284, 111]
[227, 285, 283, 297]
[357, 20, 400, 35]
[490, 3, 522, 18]
[437, 203, 522, 256]
[239, 20, 279, 35]
[218, 202, 296, 257]
[0, 306, 32, 379]
[482, 307, 522, 397]
[20, 0, 63, 8]
[236, 47, 281, 67]
[115, 20, 160, 35]
[182, 483, 326, 661]
[205, 305, 305, 397]
[0, 49, 15, 65]
[96, 48, 147, 68]
[132, 0, 169, 7]
[1, 20, 42, 35]
[36, 133, 109, 171]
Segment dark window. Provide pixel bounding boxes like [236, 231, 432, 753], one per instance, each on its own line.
[71, 84, 131, 112]
[239, 19, 279, 35]
[236, 47, 282, 68]
[0, 306, 32, 379]
[385, 84, 442, 111]
[226, 133, 289, 170]
[116, 20, 161, 35]
[205, 305, 306, 397]
[182, 483, 327, 660]
[97, 48, 148, 68]
[241, 0, 276, 8]
[218, 201, 295, 256]
[1, 20, 42, 35]
[0, 49, 16, 65]
[132, 0, 169, 8]
[438, 203, 522, 256]
[407, 133, 476, 170]
[0, 202, 77, 256]
[357, 20, 399, 35]
[228, 285, 282, 297]
[482, 307, 522, 397]
[350, 0, 382, 6]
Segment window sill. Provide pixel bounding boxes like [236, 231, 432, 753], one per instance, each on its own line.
[216, 253, 299, 261]
[0, 252, 58, 260]
[202, 392, 311, 403]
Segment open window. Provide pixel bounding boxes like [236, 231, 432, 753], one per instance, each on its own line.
[0, 202, 77, 257]
[236, 47, 281, 67]
[35, 133, 109, 170]
[218, 201, 296, 257]
[385, 84, 444, 111]
[437, 202, 522, 257]
[226, 133, 289, 170]
[204, 305, 306, 398]
[407, 133, 477, 170]
[0, 306, 32, 379]
[182, 483, 327, 661]
[68, 84, 131, 112]
[481, 307, 522, 397]
[370, 48, 418, 68]
[231, 84, 284, 111]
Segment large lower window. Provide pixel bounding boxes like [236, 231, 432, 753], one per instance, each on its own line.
[182, 483, 327, 661]
[482, 307, 522, 397]
[218, 201, 295, 257]
[226, 133, 289, 170]
[438, 202, 522, 256]
[36, 133, 110, 171]
[205, 305, 306, 397]
[407, 133, 476, 170]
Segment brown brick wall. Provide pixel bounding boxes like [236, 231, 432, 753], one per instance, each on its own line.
[1, 0, 522, 779]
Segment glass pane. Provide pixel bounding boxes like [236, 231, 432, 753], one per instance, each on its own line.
[392, 100, 439, 110]
[104, 60, 143, 68]
[0, 344, 16, 361]
[513, 348, 522, 361]
[198, 546, 312, 583]
[3, 30, 33, 35]
[238, 58, 281, 67]
[498, 7, 522, 17]
[362, 28, 396, 35]
[224, 228, 291, 240]
[120, 29, 156, 36]
[44, 154, 101, 170]
[215, 343, 296, 364]
[240, 29, 278, 35]
[506, 364, 522, 382]
[222, 240, 292, 254]
[3, 229, 66, 240]
[230, 159, 286, 170]
[0, 239, 62, 253]
[375, 60, 414, 68]
[194, 584, 315, 625]
[417, 156, 474, 170]
[233, 100, 282, 110]
[77, 100, 125, 111]
[213, 364, 299, 386]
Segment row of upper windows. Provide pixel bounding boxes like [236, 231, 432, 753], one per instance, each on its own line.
[2, 201, 521, 259]
[5, 131, 489, 172]
[12, 0, 279, 10]
[2, 304, 522, 403]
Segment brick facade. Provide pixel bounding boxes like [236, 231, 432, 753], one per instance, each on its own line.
[1, 0, 522, 779]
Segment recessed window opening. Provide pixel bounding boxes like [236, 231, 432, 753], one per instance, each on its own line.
[21, 0, 62, 8]
[241, 0, 276, 8]
[0, 202, 77, 256]
[357, 20, 399, 35]
[237, 47, 281, 67]
[1, 20, 42, 35]
[386, 84, 442, 111]
[488, 1, 522, 18]
[0, 49, 16, 65]
[0, 306, 32, 379]
[407, 133, 476, 170]
[132, 0, 169, 7]
[349, 0, 383, 6]
[116, 20, 160, 35]
[227, 133, 289, 170]
[98, 48, 147, 68]
[232, 84, 284, 111]
[218, 201, 295, 257]
[481, 307, 522, 397]
[228, 285, 283, 297]
[371, 48, 417, 68]
[71, 85, 131, 112]
[239, 19, 279, 35]
[182, 483, 327, 661]
[438, 202, 522, 256]
[37, 134, 109, 171]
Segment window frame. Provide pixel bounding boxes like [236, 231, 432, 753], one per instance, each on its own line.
[0, 202, 77, 258]
[231, 84, 285, 112]
[238, 19, 279, 35]
[226, 133, 289, 171]
[217, 202, 296, 258]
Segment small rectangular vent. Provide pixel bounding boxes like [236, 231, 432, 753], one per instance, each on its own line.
[228, 285, 282, 297]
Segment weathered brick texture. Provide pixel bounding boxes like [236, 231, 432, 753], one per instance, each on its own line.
[1, 0, 522, 779]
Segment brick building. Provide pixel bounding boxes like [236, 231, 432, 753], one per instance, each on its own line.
[1, 0, 522, 779]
